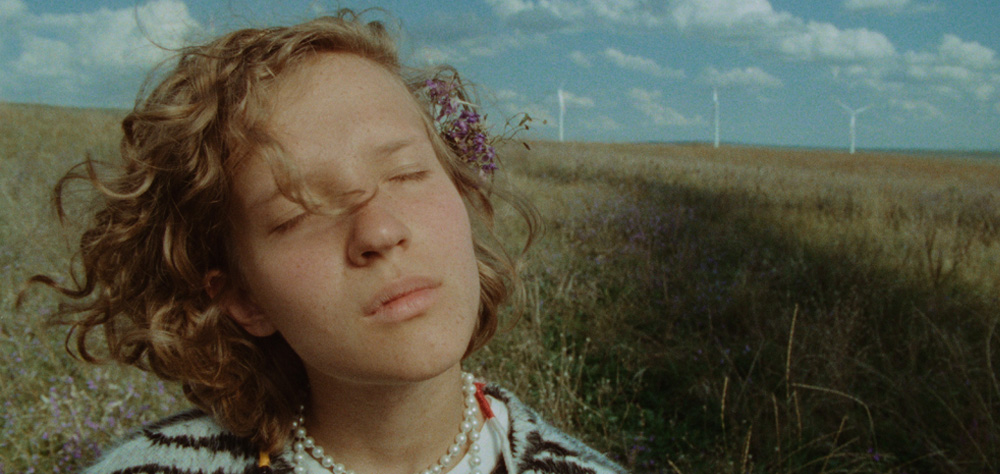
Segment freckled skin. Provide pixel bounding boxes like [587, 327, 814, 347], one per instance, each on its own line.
[226, 53, 481, 388]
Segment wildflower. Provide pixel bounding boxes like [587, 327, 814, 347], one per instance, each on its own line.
[424, 78, 499, 177]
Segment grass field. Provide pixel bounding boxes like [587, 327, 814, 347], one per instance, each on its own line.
[2, 102, 999, 473]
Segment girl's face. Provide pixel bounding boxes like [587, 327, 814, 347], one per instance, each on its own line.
[225, 53, 481, 387]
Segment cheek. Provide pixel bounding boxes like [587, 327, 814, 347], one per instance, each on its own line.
[229, 233, 326, 313]
[435, 192, 477, 261]
[448, 201, 482, 306]
[419, 184, 480, 290]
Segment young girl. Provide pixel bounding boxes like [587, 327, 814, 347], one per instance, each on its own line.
[35, 10, 626, 474]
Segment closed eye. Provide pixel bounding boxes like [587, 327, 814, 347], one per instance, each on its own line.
[270, 212, 310, 234]
[391, 170, 430, 182]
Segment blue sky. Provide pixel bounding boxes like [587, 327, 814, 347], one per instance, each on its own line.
[2, 0, 998, 151]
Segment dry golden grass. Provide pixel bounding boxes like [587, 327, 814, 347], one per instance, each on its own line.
[484, 140, 1000, 472]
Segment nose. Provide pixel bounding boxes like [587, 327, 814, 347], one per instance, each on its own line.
[346, 193, 411, 266]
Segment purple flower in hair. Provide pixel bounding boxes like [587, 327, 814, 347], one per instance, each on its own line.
[425, 78, 498, 176]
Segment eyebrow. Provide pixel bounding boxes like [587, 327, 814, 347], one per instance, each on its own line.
[246, 185, 278, 210]
[372, 135, 420, 158]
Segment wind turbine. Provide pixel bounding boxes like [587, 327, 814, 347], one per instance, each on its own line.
[557, 85, 565, 142]
[713, 87, 720, 148]
[837, 100, 870, 154]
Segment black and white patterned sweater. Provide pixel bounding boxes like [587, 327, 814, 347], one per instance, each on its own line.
[84, 384, 628, 474]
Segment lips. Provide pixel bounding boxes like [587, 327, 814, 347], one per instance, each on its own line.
[363, 276, 442, 322]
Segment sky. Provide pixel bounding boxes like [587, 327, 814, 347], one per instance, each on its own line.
[1, 0, 998, 151]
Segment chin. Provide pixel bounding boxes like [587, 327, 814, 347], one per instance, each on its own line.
[396, 347, 469, 382]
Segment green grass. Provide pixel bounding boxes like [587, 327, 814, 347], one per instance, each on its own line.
[3, 103, 999, 473]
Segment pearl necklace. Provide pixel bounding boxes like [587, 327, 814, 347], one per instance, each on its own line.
[291, 372, 483, 474]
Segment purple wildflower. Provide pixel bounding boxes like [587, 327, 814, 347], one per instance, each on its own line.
[424, 78, 498, 176]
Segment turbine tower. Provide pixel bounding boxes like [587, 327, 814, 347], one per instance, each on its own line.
[837, 100, 870, 154]
[557, 86, 565, 142]
[713, 87, 720, 148]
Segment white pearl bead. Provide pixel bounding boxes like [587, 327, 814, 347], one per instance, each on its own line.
[291, 371, 484, 474]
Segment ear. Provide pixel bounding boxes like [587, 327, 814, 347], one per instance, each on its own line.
[204, 270, 277, 338]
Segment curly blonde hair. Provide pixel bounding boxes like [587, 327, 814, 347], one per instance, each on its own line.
[31, 10, 537, 453]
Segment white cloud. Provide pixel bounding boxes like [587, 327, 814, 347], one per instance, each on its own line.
[486, 0, 667, 30]
[704, 66, 783, 88]
[32, 0, 198, 68]
[924, 65, 971, 82]
[0, 0, 27, 20]
[901, 35, 1000, 103]
[844, 0, 939, 13]
[777, 21, 896, 61]
[627, 87, 695, 126]
[832, 64, 881, 79]
[844, 0, 910, 11]
[589, 0, 649, 23]
[938, 34, 998, 70]
[7, 0, 199, 73]
[670, 0, 791, 30]
[11, 35, 74, 78]
[493, 89, 520, 101]
[413, 46, 462, 65]
[603, 48, 684, 78]
[905, 40, 994, 77]
[972, 83, 996, 103]
[559, 89, 595, 108]
[889, 97, 944, 121]
[487, 0, 901, 64]
[2, 0, 201, 106]
[436, 29, 547, 61]
[669, 0, 897, 62]
[486, 0, 537, 18]
[831, 63, 905, 93]
[569, 50, 591, 67]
